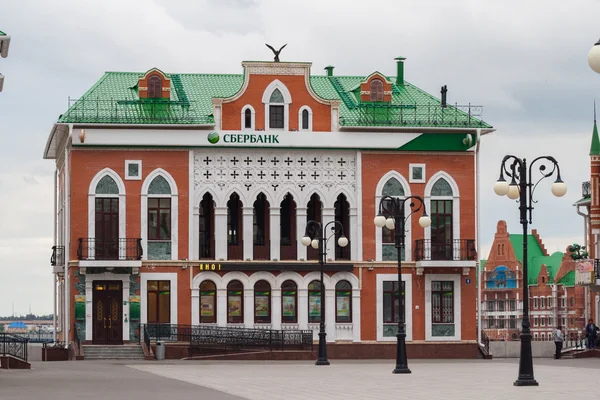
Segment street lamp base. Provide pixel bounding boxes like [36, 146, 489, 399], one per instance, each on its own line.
[315, 359, 331, 366]
[513, 378, 539, 387]
[392, 366, 411, 374]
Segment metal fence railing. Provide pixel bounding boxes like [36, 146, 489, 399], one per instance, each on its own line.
[1, 333, 28, 362]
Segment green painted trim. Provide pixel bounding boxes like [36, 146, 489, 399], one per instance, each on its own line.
[397, 133, 474, 151]
[74, 144, 472, 152]
[591, 120, 600, 155]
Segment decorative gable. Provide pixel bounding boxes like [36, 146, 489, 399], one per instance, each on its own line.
[138, 68, 171, 99]
[360, 72, 393, 103]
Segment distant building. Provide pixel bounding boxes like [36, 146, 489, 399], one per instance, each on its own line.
[481, 221, 586, 341]
[6, 321, 28, 334]
[0, 29, 10, 92]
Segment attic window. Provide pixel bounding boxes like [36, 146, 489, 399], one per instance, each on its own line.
[370, 79, 384, 102]
[148, 75, 162, 99]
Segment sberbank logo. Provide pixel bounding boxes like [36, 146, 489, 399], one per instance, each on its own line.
[207, 132, 220, 144]
[207, 132, 280, 145]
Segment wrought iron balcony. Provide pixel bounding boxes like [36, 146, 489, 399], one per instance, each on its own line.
[582, 181, 591, 198]
[51, 245, 65, 267]
[414, 239, 477, 261]
[77, 238, 143, 261]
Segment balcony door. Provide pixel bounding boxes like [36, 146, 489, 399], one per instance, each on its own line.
[92, 281, 123, 344]
[430, 200, 452, 260]
[95, 198, 119, 260]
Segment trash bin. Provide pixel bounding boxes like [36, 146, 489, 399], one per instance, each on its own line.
[155, 341, 165, 360]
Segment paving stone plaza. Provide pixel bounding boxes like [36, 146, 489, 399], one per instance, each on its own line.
[1, 359, 598, 400]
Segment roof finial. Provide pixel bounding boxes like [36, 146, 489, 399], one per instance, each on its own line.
[265, 43, 287, 62]
[595, 99, 597, 122]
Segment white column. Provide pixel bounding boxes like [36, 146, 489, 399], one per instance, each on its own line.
[269, 207, 281, 261]
[352, 288, 361, 342]
[349, 207, 358, 261]
[192, 206, 200, 260]
[123, 278, 130, 341]
[242, 207, 254, 260]
[217, 288, 227, 327]
[214, 207, 228, 260]
[271, 288, 282, 330]
[325, 288, 335, 342]
[85, 279, 93, 341]
[244, 288, 254, 328]
[191, 288, 199, 325]
[298, 288, 308, 330]
[296, 207, 307, 260]
[322, 207, 336, 261]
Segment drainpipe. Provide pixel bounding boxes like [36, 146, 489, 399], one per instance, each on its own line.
[475, 128, 482, 346]
[53, 169, 57, 343]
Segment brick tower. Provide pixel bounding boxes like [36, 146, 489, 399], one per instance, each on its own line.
[590, 108, 600, 258]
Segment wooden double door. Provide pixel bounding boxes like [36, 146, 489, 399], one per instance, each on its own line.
[92, 281, 123, 344]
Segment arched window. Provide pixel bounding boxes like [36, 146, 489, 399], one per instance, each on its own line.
[254, 280, 271, 323]
[94, 175, 120, 260]
[253, 193, 270, 260]
[382, 177, 405, 261]
[199, 280, 217, 323]
[280, 193, 296, 260]
[199, 193, 214, 259]
[269, 88, 285, 129]
[147, 175, 172, 260]
[430, 178, 453, 260]
[227, 193, 243, 259]
[334, 193, 350, 260]
[244, 108, 252, 129]
[227, 280, 244, 324]
[281, 280, 297, 323]
[148, 75, 162, 99]
[308, 280, 323, 323]
[307, 193, 322, 261]
[335, 280, 352, 323]
[370, 79, 384, 102]
[302, 109, 309, 130]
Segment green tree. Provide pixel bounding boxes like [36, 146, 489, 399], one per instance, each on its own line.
[569, 243, 589, 260]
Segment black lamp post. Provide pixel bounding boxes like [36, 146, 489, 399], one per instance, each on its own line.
[493, 155, 567, 386]
[301, 220, 348, 366]
[374, 195, 431, 374]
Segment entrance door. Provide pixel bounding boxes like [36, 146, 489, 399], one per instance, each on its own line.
[92, 281, 123, 344]
[95, 198, 119, 260]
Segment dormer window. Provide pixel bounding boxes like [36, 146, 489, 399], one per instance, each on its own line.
[370, 79, 384, 102]
[269, 89, 284, 129]
[148, 76, 162, 99]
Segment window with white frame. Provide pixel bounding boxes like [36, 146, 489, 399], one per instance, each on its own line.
[383, 280, 405, 337]
[534, 316, 538, 326]
[409, 164, 426, 183]
[541, 333, 546, 341]
[125, 160, 142, 180]
[498, 300, 505, 312]
[509, 299, 516, 311]
[262, 80, 291, 131]
[487, 316, 494, 329]
[431, 281, 455, 337]
[241, 105, 255, 130]
[541, 316, 545, 326]
[561, 297, 566, 308]
[540, 297, 545, 309]
[533, 297, 538, 308]
[562, 317, 566, 327]
[298, 106, 312, 131]
[498, 318, 505, 329]
[487, 300, 495, 312]
[534, 332, 539, 340]
[509, 315, 516, 329]
[381, 177, 406, 261]
[142, 170, 178, 261]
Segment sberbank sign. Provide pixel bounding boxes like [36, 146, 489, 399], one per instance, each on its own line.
[207, 132, 279, 145]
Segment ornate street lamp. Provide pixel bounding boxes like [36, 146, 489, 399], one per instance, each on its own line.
[301, 220, 348, 366]
[494, 155, 566, 386]
[588, 38, 600, 74]
[373, 195, 431, 374]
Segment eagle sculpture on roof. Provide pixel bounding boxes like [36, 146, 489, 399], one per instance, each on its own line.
[265, 43, 287, 62]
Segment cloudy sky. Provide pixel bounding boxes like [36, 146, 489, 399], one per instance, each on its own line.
[1, 0, 599, 316]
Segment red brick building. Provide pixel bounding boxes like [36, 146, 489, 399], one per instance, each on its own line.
[481, 221, 587, 341]
[44, 53, 493, 358]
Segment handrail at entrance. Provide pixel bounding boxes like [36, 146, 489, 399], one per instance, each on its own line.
[1, 333, 29, 363]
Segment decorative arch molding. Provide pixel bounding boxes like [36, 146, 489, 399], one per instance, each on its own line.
[240, 104, 256, 131]
[330, 271, 360, 289]
[423, 170, 461, 244]
[302, 271, 333, 288]
[374, 170, 412, 262]
[247, 271, 278, 288]
[274, 271, 304, 288]
[298, 105, 313, 131]
[263, 79, 292, 131]
[191, 271, 224, 289]
[221, 271, 252, 288]
[363, 71, 393, 85]
[87, 168, 126, 258]
[141, 168, 179, 260]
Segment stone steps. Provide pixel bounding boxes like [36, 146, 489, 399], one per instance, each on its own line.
[83, 345, 145, 360]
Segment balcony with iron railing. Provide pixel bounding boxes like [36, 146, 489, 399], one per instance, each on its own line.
[77, 238, 143, 261]
[414, 239, 477, 263]
[51, 245, 65, 267]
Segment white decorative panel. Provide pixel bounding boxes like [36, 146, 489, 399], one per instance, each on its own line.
[193, 150, 357, 208]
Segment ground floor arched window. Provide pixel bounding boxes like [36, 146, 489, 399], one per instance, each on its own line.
[199, 280, 216, 323]
[335, 280, 352, 323]
[254, 280, 271, 323]
[281, 280, 297, 323]
[227, 280, 244, 323]
[308, 280, 323, 323]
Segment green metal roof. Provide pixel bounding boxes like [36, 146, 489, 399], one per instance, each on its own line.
[58, 70, 492, 128]
[509, 234, 564, 285]
[0, 30, 5, 36]
[557, 270, 575, 287]
[573, 196, 591, 205]
[590, 120, 600, 155]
